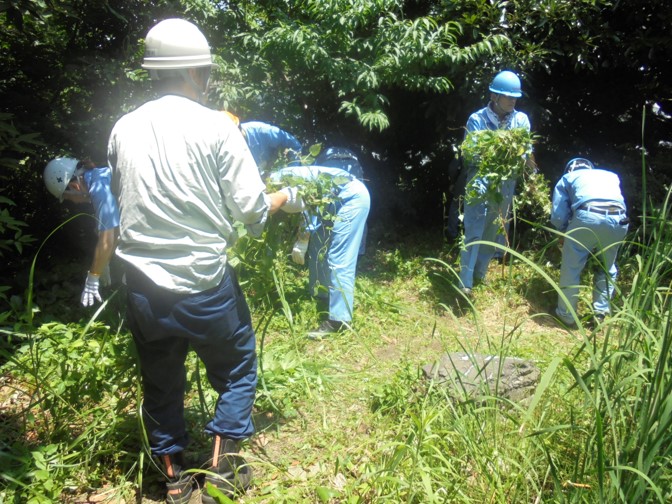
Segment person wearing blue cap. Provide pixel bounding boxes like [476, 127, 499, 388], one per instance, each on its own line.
[458, 70, 536, 296]
[551, 157, 629, 326]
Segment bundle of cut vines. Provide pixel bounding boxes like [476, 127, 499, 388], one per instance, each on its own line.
[461, 127, 536, 204]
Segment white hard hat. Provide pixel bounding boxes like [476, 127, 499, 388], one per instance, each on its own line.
[142, 18, 214, 71]
[44, 157, 79, 201]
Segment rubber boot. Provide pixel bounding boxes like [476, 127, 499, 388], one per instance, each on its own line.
[160, 451, 193, 504]
[200, 436, 252, 503]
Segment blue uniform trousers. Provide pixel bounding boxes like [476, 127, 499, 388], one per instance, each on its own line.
[307, 179, 370, 322]
[125, 264, 257, 456]
[459, 180, 514, 289]
[556, 208, 628, 323]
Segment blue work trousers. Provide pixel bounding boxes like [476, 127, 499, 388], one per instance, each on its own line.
[556, 209, 628, 323]
[125, 264, 257, 456]
[308, 179, 370, 322]
[459, 181, 514, 289]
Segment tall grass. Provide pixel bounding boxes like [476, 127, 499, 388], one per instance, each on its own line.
[0, 216, 139, 503]
[563, 184, 672, 503]
[341, 204, 671, 503]
[339, 128, 672, 502]
[549, 111, 672, 503]
[0, 210, 340, 502]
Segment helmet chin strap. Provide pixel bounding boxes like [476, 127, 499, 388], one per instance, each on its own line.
[63, 175, 90, 202]
[179, 68, 210, 103]
[491, 95, 507, 116]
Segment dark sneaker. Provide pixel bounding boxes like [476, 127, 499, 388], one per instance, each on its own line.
[459, 287, 473, 298]
[554, 308, 579, 329]
[159, 452, 193, 504]
[556, 317, 578, 330]
[306, 319, 346, 339]
[201, 436, 252, 503]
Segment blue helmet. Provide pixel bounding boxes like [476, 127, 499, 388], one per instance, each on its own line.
[564, 158, 594, 173]
[489, 70, 522, 98]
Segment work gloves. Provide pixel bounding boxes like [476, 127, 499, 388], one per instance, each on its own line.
[81, 272, 102, 307]
[472, 179, 488, 197]
[279, 187, 305, 213]
[291, 233, 310, 265]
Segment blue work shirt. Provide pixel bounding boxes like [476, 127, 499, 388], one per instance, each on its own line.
[315, 147, 364, 181]
[83, 166, 120, 231]
[466, 104, 531, 134]
[240, 121, 302, 173]
[551, 168, 626, 232]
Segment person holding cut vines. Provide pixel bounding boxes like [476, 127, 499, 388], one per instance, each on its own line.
[458, 70, 537, 296]
[551, 158, 629, 327]
[269, 164, 370, 339]
[107, 18, 303, 504]
[43, 157, 119, 307]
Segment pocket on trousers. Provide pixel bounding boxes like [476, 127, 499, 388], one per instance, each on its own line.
[128, 291, 164, 342]
[575, 209, 601, 226]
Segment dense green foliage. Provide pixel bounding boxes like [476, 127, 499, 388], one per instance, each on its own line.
[1, 0, 670, 248]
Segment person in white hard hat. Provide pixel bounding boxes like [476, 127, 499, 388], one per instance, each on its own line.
[43, 157, 119, 307]
[107, 18, 302, 504]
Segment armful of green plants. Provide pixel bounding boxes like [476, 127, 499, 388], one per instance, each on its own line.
[266, 173, 351, 212]
[461, 128, 537, 204]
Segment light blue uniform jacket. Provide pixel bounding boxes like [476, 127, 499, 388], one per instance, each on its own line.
[240, 122, 301, 174]
[551, 168, 628, 323]
[84, 167, 120, 231]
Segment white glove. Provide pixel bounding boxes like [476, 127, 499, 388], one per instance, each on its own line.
[291, 235, 309, 265]
[280, 187, 306, 213]
[81, 272, 102, 307]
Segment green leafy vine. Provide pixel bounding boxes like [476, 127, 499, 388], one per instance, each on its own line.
[461, 127, 536, 204]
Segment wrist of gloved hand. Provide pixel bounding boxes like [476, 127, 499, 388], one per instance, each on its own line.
[280, 187, 306, 213]
[81, 272, 103, 307]
[100, 264, 111, 287]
